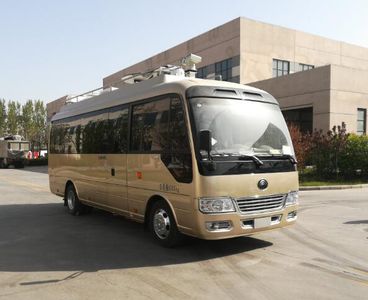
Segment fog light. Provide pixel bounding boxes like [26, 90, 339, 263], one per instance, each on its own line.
[205, 221, 232, 232]
[242, 220, 254, 229]
[287, 211, 297, 221]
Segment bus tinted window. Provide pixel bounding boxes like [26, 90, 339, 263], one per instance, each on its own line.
[50, 106, 129, 154]
[82, 112, 109, 154]
[50, 124, 69, 154]
[131, 98, 170, 152]
[161, 96, 192, 183]
[108, 107, 129, 153]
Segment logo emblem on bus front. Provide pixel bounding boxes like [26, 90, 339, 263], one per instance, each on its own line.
[258, 179, 268, 190]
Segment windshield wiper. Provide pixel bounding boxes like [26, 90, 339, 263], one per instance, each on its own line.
[281, 154, 297, 165]
[209, 152, 264, 166]
[258, 153, 297, 165]
[238, 154, 264, 166]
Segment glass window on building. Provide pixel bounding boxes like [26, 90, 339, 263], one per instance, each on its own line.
[357, 108, 367, 135]
[215, 58, 233, 81]
[273, 59, 290, 77]
[282, 107, 313, 133]
[197, 66, 209, 79]
[299, 63, 314, 71]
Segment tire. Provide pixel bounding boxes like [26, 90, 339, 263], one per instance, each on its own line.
[14, 162, 24, 169]
[149, 199, 184, 247]
[65, 184, 86, 216]
[0, 159, 8, 169]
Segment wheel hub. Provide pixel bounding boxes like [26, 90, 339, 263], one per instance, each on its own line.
[153, 209, 171, 239]
[67, 190, 75, 210]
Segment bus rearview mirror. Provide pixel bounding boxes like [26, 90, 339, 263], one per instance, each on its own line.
[199, 130, 212, 155]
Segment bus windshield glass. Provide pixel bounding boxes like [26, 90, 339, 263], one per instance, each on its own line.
[8, 142, 29, 151]
[20, 143, 30, 151]
[8, 142, 20, 151]
[189, 98, 294, 158]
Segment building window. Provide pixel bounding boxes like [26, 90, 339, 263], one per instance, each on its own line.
[273, 59, 290, 77]
[197, 66, 209, 79]
[357, 108, 366, 135]
[299, 63, 314, 71]
[215, 58, 232, 81]
[282, 107, 313, 133]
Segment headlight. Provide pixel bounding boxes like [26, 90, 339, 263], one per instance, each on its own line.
[199, 197, 235, 213]
[285, 191, 299, 206]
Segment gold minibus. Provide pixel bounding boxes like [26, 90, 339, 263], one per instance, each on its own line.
[49, 67, 298, 247]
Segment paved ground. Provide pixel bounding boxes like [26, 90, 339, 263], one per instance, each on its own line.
[0, 166, 367, 300]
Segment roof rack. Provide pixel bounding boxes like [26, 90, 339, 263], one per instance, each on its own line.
[66, 53, 202, 104]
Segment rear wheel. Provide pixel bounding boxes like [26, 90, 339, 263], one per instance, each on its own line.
[14, 161, 24, 168]
[65, 184, 86, 215]
[0, 159, 8, 169]
[149, 200, 184, 247]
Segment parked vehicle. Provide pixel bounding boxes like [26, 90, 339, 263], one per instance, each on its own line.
[0, 136, 30, 168]
[49, 54, 299, 247]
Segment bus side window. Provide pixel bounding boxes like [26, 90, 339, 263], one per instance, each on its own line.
[82, 112, 109, 154]
[161, 97, 193, 183]
[131, 98, 170, 152]
[108, 107, 129, 153]
[56, 124, 69, 154]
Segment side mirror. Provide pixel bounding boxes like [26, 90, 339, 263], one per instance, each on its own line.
[199, 130, 212, 155]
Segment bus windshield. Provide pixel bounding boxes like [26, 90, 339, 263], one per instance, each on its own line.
[189, 98, 294, 158]
[8, 142, 30, 151]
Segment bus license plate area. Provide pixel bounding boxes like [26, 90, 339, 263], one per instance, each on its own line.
[254, 217, 271, 228]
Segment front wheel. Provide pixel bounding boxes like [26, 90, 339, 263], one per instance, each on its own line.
[14, 161, 24, 168]
[149, 200, 184, 247]
[0, 159, 8, 169]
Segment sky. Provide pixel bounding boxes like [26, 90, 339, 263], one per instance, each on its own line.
[0, 0, 367, 104]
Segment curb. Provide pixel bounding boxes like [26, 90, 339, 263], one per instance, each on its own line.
[300, 184, 368, 191]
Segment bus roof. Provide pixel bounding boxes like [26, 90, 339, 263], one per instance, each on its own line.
[51, 75, 278, 123]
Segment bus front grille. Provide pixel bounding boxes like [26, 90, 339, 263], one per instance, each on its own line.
[236, 194, 286, 214]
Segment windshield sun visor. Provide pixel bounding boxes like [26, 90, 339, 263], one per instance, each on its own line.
[186, 85, 278, 105]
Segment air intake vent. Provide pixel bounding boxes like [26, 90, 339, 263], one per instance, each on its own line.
[243, 91, 263, 98]
[213, 89, 238, 97]
[236, 194, 285, 214]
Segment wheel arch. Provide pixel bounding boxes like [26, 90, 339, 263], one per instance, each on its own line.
[144, 194, 179, 229]
[64, 180, 79, 205]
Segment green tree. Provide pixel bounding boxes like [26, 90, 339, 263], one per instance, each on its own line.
[0, 99, 6, 137]
[7, 101, 21, 135]
[21, 100, 35, 141]
[33, 100, 47, 150]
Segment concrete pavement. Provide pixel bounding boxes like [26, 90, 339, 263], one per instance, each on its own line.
[0, 166, 367, 299]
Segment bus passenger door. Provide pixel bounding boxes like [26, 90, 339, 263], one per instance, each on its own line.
[77, 112, 110, 205]
[106, 154, 128, 213]
[106, 107, 129, 214]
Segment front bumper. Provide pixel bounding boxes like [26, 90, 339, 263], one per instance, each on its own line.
[193, 204, 298, 240]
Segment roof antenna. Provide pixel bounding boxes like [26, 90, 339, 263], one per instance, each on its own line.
[181, 54, 202, 78]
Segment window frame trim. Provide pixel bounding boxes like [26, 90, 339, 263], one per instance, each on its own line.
[272, 58, 290, 78]
[128, 93, 191, 155]
[357, 108, 367, 135]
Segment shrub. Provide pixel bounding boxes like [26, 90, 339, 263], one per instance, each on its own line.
[339, 134, 368, 178]
[309, 124, 348, 179]
[287, 123, 312, 171]
[288, 122, 368, 181]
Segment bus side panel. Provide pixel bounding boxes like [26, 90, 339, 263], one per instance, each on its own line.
[49, 154, 108, 205]
[70, 154, 108, 205]
[106, 154, 128, 214]
[127, 154, 194, 232]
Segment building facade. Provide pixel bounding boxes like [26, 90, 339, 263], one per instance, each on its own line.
[49, 17, 368, 134]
